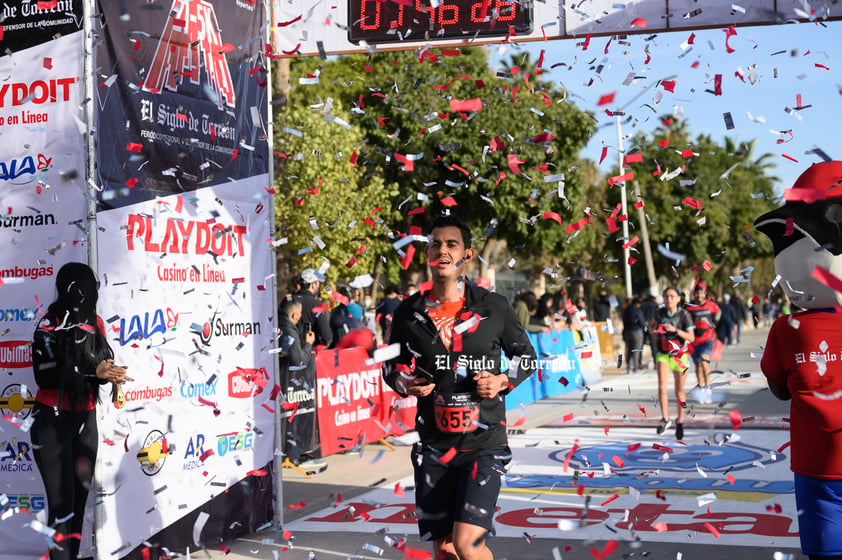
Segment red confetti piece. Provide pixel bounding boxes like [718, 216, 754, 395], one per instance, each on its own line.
[652, 443, 673, 452]
[604, 426, 610, 435]
[597, 92, 616, 106]
[607, 171, 633, 185]
[599, 146, 608, 165]
[287, 502, 306, 509]
[404, 546, 433, 559]
[623, 153, 643, 166]
[622, 236, 640, 249]
[683, 197, 703, 210]
[784, 217, 794, 237]
[723, 25, 737, 53]
[705, 521, 721, 538]
[812, 265, 842, 295]
[507, 153, 525, 174]
[630, 17, 646, 27]
[542, 211, 563, 225]
[726, 473, 736, 485]
[782, 153, 799, 163]
[394, 482, 404, 496]
[449, 98, 483, 112]
[637, 403, 646, 416]
[816, 63, 830, 70]
[562, 412, 574, 423]
[661, 80, 677, 93]
[126, 178, 138, 189]
[589, 539, 618, 559]
[612, 455, 624, 468]
[600, 493, 620, 506]
[440, 196, 458, 206]
[729, 409, 742, 431]
[563, 442, 579, 473]
[247, 469, 268, 477]
[653, 522, 668, 532]
[439, 447, 458, 464]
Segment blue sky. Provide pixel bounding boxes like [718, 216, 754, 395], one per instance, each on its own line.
[489, 19, 842, 192]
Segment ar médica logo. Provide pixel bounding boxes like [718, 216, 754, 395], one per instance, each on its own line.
[143, 0, 236, 108]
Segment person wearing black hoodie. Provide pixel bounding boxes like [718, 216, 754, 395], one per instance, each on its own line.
[30, 262, 130, 560]
[383, 215, 536, 560]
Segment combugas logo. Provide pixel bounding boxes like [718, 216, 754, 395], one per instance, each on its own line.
[143, 0, 235, 108]
[136, 430, 173, 476]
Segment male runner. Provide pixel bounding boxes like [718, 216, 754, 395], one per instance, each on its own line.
[383, 215, 536, 560]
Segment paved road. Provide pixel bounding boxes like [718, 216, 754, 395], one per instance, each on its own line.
[203, 325, 806, 560]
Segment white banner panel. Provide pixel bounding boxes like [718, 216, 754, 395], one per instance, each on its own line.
[273, 0, 842, 57]
[0, 30, 88, 560]
[94, 178, 274, 559]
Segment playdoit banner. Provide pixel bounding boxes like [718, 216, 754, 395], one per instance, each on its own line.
[94, 179, 274, 559]
[0, 5, 87, 559]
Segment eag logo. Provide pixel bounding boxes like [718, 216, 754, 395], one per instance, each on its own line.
[136, 430, 173, 476]
[1, 437, 34, 473]
[216, 430, 253, 457]
[143, 0, 235, 108]
[227, 367, 267, 398]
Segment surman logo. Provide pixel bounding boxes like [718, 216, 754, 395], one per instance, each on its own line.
[143, 0, 236, 108]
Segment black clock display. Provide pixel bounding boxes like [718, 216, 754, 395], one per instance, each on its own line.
[348, 0, 533, 43]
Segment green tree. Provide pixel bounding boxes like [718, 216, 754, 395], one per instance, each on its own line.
[286, 47, 596, 286]
[604, 117, 778, 295]
[273, 99, 397, 290]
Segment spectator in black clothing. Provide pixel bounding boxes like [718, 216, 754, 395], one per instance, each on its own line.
[329, 285, 355, 346]
[278, 296, 315, 373]
[592, 290, 612, 322]
[732, 294, 748, 343]
[622, 297, 646, 373]
[375, 284, 402, 340]
[639, 293, 660, 367]
[717, 294, 739, 346]
[293, 268, 332, 348]
[534, 292, 558, 328]
[278, 296, 317, 464]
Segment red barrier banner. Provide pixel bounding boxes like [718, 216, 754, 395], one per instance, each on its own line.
[315, 347, 388, 456]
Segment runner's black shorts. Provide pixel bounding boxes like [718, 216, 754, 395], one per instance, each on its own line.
[411, 443, 512, 541]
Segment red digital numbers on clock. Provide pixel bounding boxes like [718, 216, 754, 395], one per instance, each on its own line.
[349, 0, 532, 44]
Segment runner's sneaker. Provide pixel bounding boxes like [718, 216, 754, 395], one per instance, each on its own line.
[675, 422, 684, 440]
[656, 418, 672, 435]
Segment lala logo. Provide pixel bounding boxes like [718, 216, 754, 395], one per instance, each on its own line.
[143, 0, 236, 108]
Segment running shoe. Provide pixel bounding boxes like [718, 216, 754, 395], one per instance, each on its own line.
[656, 418, 672, 435]
[675, 422, 684, 440]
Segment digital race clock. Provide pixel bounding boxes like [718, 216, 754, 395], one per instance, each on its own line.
[348, 0, 533, 44]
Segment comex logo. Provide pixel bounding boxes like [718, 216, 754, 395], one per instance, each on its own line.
[143, 0, 236, 108]
[136, 430, 173, 476]
[180, 378, 217, 399]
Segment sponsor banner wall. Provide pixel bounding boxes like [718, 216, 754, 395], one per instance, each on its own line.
[95, 0, 269, 209]
[0, 25, 88, 560]
[94, 179, 274, 559]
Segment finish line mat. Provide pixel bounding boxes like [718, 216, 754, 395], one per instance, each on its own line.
[286, 427, 799, 549]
